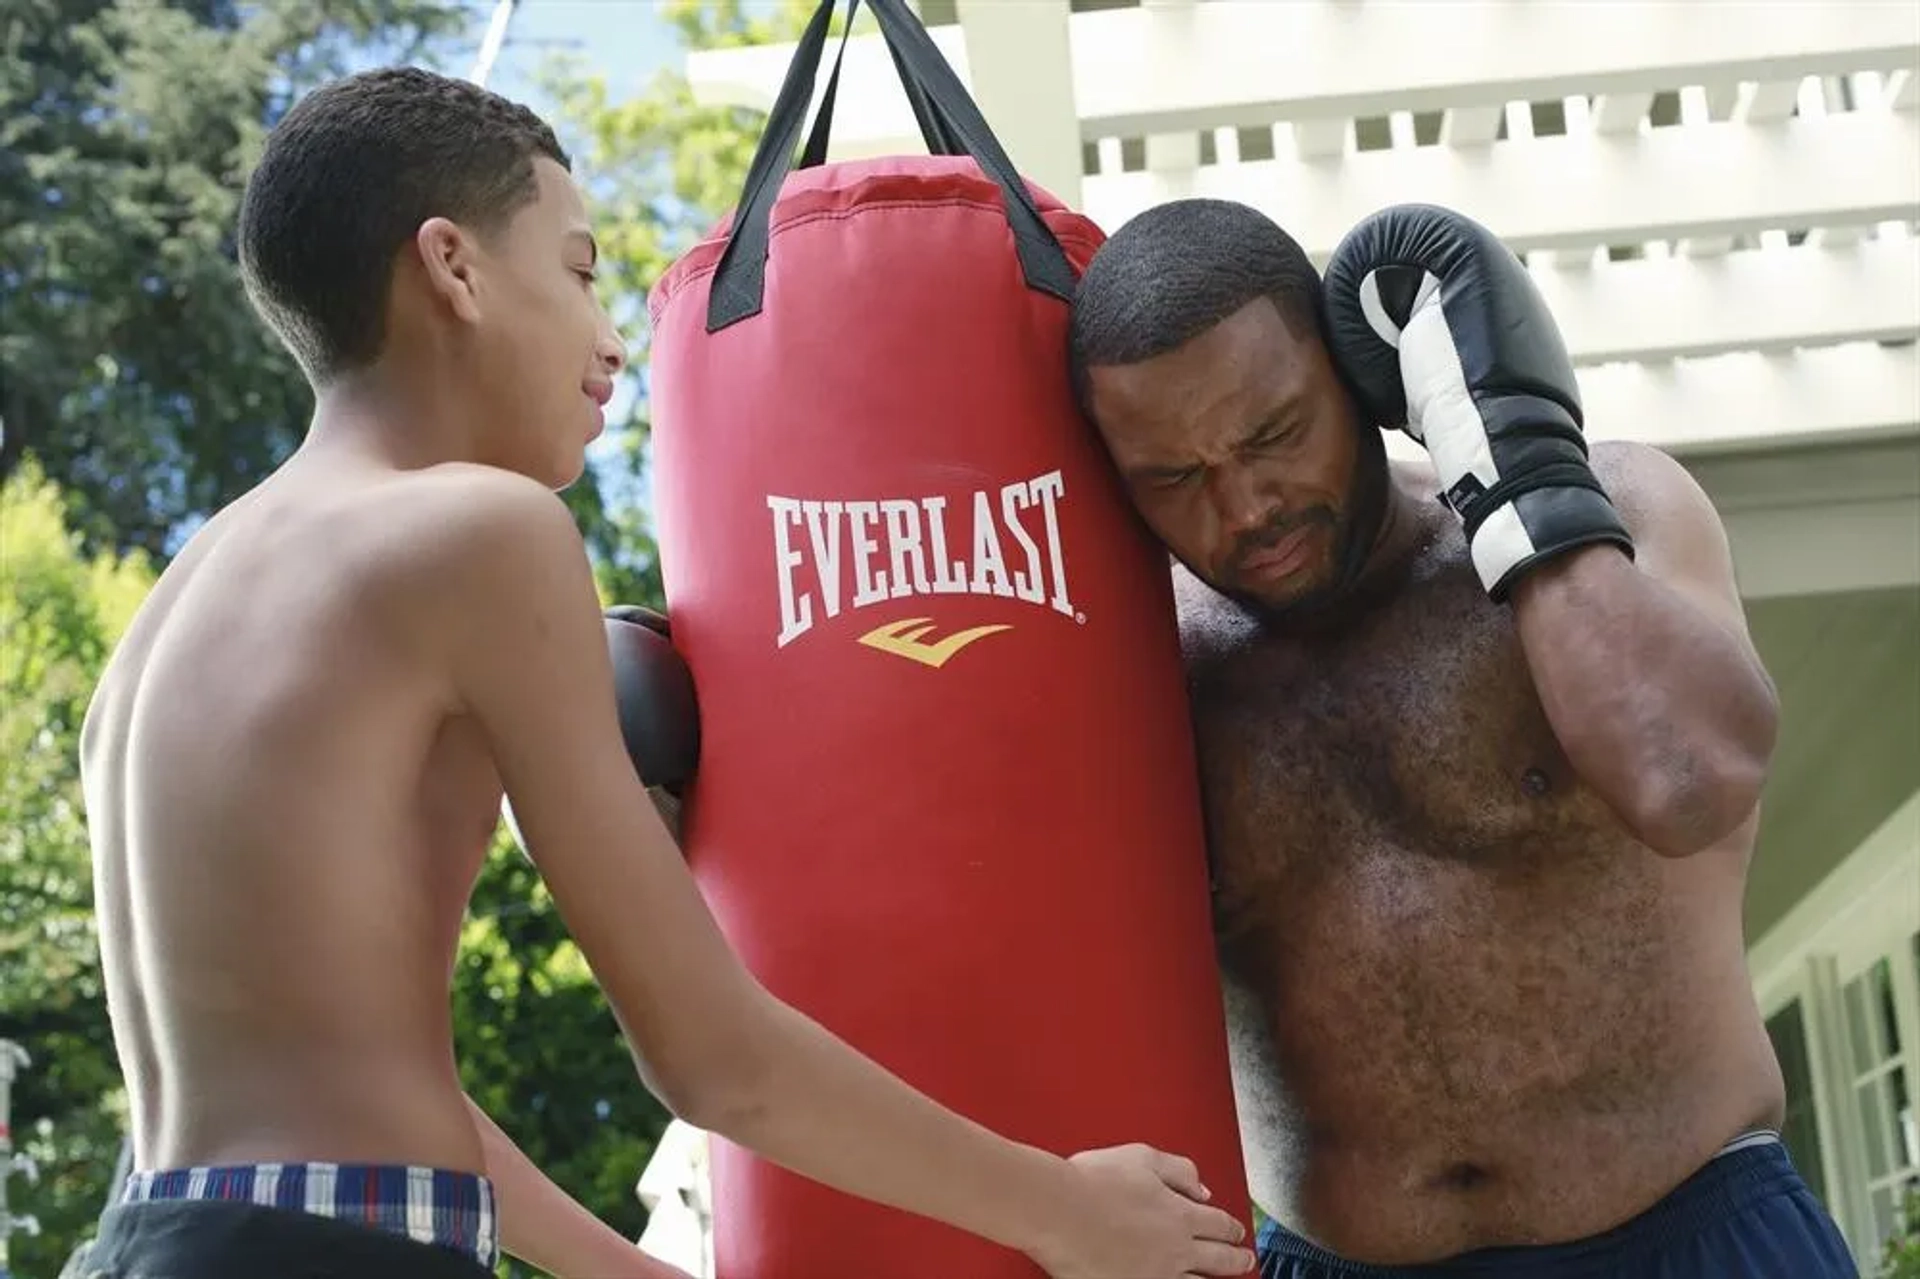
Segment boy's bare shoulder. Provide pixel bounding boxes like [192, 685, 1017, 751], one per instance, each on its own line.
[367, 465, 599, 664]
[386, 462, 573, 531]
[375, 464, 586, 583]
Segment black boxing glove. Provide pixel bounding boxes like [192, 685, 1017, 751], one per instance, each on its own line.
[605, 605, 700, 796]
[1322, 203, 1634, 601]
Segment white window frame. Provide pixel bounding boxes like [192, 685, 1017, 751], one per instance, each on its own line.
[1841, 939, 1920, 1253]
[1750, 789, 1920, 1268]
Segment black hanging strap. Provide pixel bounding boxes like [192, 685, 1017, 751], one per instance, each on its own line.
[706, 0, 1076, 333]
[802, 0, 958, 168]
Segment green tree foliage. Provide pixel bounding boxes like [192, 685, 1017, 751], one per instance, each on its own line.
[0, 0, 468, 562]
[1884, 1189, 1920, 1279]
[0, 460, 156, 1276]
[0, 1, 806, 1273]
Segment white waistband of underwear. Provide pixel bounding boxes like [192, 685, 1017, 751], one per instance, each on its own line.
[1716, 1129, 1783, 1158]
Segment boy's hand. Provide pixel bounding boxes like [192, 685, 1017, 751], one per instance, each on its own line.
[1026, 1145, 1254, 1279]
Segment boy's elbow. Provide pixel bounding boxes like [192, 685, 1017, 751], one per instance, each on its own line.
[635, 996, 780, 1135]
[667, 1067, 773, 1137]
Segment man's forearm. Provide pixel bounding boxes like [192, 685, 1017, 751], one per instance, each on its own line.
[1510, 546, 1778, 854]
[464, 1096, 687, 1279]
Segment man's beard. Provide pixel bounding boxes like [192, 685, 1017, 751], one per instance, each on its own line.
[1207, 424, 1392, 622]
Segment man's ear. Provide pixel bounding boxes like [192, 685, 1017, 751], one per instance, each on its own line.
[413, 216, 485, 325]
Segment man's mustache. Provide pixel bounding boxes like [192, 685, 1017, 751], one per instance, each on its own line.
[1231, 507, 1336, 568]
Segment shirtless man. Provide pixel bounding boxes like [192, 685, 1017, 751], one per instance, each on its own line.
[74, 68, 1254, 1279]
[1065, 199, 1858, 1278]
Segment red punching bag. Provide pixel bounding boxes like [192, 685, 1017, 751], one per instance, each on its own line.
[646, 1, 1250, 1273]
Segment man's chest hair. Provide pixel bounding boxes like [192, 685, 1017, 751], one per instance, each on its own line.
[1180, 554, 1603, 862]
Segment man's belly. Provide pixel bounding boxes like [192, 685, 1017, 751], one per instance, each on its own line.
[1234, 1052, 1783, 1265]
[1217, 852, 1785, 1265]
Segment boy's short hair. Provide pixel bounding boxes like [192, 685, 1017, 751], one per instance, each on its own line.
[237, 66, 570, 383]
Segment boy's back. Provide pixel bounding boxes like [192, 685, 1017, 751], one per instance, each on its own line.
[84, 459, 506, 1180]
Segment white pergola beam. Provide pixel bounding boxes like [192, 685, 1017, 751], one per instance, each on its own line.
[1541, 240, 1920, 367]
[954, 0, 1083, 206]
[1380, 343, 1918, 464]
[1442, 104, 1504, 147]
[685, 4, 1918, 156]
[1144, 130, 1199, 172]
[1700, 80, 1744, 121]
[1677, 84, 1738, 256]
[1583, 344, 1919, 455]
[1209, 125, 1240, 166]
[1741, 78, 1808, 123]
[1085, 111, 1920, 258]
[1291, 118, 1347, 160]
[1067, 1, 1918, 138]
[1592, 90, 1653, 135]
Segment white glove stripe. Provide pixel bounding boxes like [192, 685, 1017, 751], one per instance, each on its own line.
[1358, 269, 1445, 442]
[1354, 268, 1444, 347]
[1468, 502, 1539, 596]
[1357, 271, 1405, 347]
[1400, 295, 1499, 492]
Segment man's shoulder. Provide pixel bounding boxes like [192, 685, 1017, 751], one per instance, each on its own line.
[1587, 440, 1720, 537]
[1588, 439, 1682, 488]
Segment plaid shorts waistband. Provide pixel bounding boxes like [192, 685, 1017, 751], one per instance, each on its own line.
[121, 1160, 498, 1269]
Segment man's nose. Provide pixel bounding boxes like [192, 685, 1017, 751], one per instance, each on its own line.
[1210, 467, 1271, 540]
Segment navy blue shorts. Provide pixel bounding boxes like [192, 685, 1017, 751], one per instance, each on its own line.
[1257, 1135, 1857, 1278]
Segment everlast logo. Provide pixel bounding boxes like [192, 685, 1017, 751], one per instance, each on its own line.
[768, 469, 1079, 667]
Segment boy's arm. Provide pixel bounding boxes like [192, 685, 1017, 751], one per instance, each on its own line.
[421, 473, 1251, 1279]
[463, 1097, 691, 1279]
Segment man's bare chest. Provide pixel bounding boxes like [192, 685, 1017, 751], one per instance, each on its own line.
[1177, 560, 1634, 945]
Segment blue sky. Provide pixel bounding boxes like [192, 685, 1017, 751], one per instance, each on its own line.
[457, 0, 687, 112]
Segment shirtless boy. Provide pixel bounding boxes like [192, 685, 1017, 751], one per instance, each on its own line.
[1066, 199, 1857, 1278]
[75, 68, 1253, 1279]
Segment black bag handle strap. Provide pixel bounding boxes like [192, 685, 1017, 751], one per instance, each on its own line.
[861, 0, 1030, 185]
[800, 0, 863, 168]
[706, 0, 1076, 333]
[702, 0, 837, 332]
[801, 0, 958, 168]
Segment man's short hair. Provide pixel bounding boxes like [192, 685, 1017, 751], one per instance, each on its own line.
[1068, 198, 1323, 415]
[237, 66, 570, 383]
